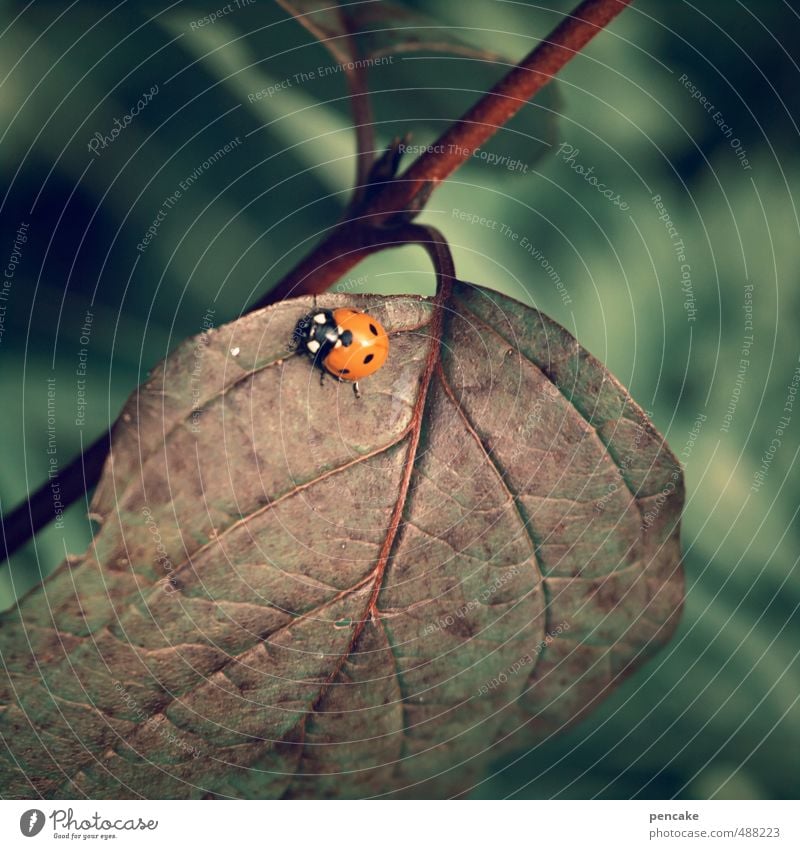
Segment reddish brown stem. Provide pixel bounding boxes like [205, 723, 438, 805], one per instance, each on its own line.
[1, 430, 111, 563]
[383, 0, 632, 203]
[252, 0, 632, 308]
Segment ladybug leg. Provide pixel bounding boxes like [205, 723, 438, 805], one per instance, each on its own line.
[352, 381, 361, 399]
[319, 370, 326, 387]
[290, 312, 313, 353]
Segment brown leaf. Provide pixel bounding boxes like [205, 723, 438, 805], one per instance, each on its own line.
[0, 282, 683, 798]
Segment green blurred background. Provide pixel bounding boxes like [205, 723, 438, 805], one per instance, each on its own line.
[0, 0, 798, 799]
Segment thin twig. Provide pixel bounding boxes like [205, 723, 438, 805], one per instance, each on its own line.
[337, 4, 377, 198]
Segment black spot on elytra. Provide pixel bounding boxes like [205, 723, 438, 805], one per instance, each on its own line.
[363, 353, 374, 364]
[339, 368, 350, 375]
[369, 323, 378, 335]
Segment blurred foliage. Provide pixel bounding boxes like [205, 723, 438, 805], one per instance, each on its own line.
[0, 0, 798, 800]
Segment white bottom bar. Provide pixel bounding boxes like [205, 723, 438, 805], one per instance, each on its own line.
[1, 799, 796, 848]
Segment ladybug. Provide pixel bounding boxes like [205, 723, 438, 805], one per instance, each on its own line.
[293, 307, 389, 397]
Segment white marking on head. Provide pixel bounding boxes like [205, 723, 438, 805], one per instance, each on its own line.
[307, 340, 320, 353]
[334, 339, 342, 348]
[336, 325, 344, 335]
[313, 313, 327, 324]
[325, 330, 338, 342]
